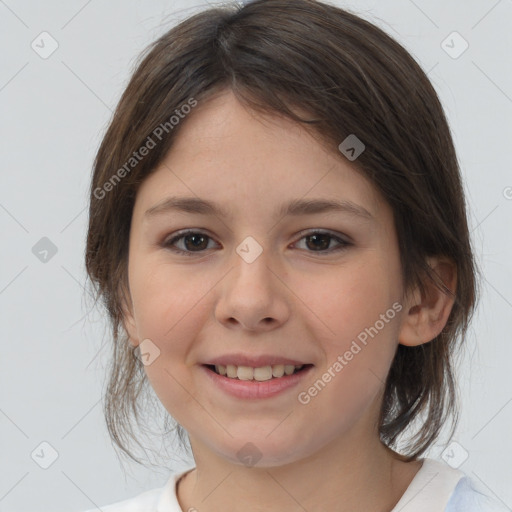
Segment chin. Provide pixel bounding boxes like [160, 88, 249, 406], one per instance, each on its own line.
[204, 432, 313, 469]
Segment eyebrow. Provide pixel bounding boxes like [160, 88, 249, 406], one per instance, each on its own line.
[144, 196, 374, 221]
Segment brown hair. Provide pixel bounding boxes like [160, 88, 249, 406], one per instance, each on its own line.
[85, 0, 479, 467]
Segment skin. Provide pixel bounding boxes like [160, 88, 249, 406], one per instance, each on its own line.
[123, 89, 457, 512]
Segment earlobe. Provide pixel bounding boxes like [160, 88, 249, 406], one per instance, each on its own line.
[398, 256, 457, 347]
[123, 312, 140, 348]
[119, 280, 140, 347]
[121, 301, 140, 348]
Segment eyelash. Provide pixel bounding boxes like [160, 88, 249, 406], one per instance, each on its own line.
[162, 229, 351, 257]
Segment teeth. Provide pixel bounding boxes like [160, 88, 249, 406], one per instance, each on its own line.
[214, 363, 304, 380]
[226, 364, 237, 378]
[272, 364, 284, 378]
[254, 366, 273, 381]
[237, 366, 254, 380]
[284, 364, 295, 375]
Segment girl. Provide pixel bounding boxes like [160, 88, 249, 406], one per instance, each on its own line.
[82, 1, 507, 510]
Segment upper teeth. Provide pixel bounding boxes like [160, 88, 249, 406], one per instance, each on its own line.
[215, 364, 303, 381]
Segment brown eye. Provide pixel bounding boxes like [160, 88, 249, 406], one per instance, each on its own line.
[294, 230, 351, 254]
[305, 233, 331, 251]
[163, 229, 351, 257]
[181, 233, 209, 251]
[164, 230, 217, 255]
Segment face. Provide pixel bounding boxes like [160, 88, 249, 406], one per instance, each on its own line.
[123, 89, 409, 467]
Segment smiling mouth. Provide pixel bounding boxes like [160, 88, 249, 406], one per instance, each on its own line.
[204, 363, 313, 381]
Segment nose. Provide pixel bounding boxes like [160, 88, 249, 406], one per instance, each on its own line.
[214, 244, 290, 332]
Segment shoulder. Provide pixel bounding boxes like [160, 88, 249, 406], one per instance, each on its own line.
[79, 487, 162, 512]
[76, 468, 192, 512]
[446, 476, 510, 512]
[391, 458, 508, 512]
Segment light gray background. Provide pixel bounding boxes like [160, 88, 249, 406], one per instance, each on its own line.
[1, 0, 511, 511]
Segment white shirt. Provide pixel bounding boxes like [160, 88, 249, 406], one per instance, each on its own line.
[81, 458, 508, 511]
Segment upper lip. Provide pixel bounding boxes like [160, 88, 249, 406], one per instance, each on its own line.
[203, 353, 311, 367]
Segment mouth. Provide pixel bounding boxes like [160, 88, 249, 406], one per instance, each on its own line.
[201, 362, 315, 400]
[203, 363, 313, 381]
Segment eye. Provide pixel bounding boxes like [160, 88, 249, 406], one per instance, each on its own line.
[162, 229, 351, 256]
[163, 230, 218, 256]
[293, 230, 351, 254]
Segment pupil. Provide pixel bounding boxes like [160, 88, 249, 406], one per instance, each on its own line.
[307, 234, 329, 251]
[185, 234, 208, 251]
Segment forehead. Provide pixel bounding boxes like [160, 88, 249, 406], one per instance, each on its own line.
[133, 90, 389, 226]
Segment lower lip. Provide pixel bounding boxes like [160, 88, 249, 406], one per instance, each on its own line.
[201, 364, 314, 399]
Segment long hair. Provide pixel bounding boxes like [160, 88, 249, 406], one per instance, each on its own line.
[85, 0, 478, 466]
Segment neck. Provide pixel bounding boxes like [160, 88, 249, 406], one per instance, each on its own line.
[177, 430, 421, 512]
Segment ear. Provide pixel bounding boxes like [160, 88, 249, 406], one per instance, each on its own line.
[122, 306, 140, 348]
[398, 256, 457, 347]
[119, 284, 140, 348]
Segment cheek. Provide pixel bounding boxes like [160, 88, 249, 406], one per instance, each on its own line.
[294, 255, 402, 400]
[128, 262, 211, 419]
[299, 257, 400, 344]
[130, 258, 205, 336]
[127, 262, 216, 399]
